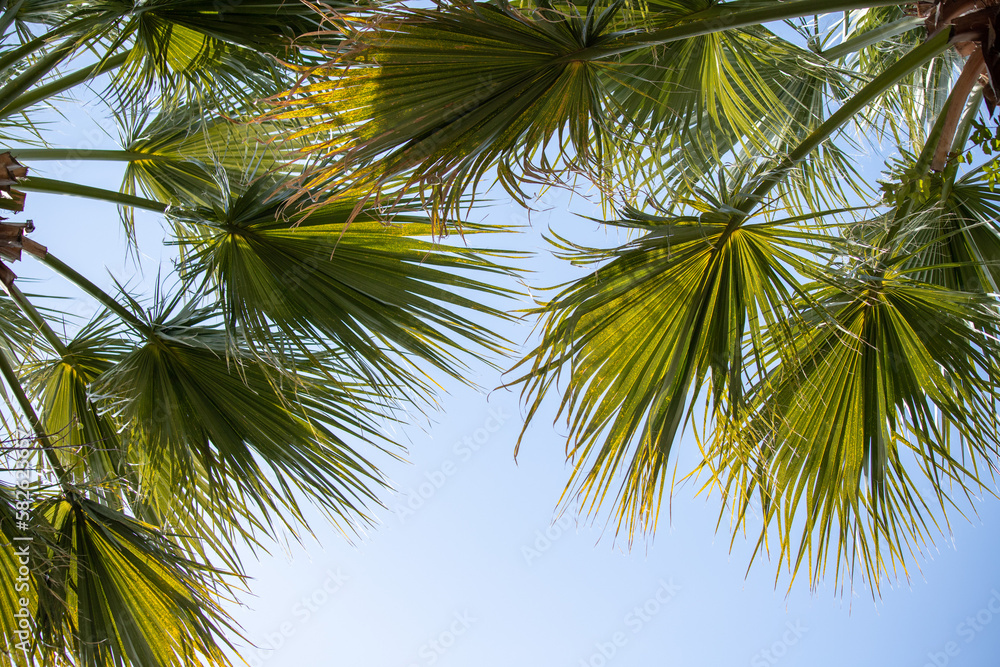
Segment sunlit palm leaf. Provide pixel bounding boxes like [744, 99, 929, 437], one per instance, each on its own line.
[32, 495, 240, 667]
[272, 0, 631, 217]
[116, 104, 308, 236]
[109, 0, 334, 99]
[887, 158, 1000, 292]
[0, 480, 44, 667]
[512, 177, 828, 536]
[171, 179, 520, 387]
[707, 264, 1000, 590]
[26, 318, 131, 510]
[122, 104, 305, 210]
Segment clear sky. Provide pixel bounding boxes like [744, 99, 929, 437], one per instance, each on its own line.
[18, 92, 1000, 667]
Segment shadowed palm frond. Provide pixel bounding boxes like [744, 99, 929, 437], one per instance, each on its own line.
[112, 103, 309, 236]
[105, 0, 339, 105]
[121, 104, 306, 209]
[270, 0, 636, 218]
[84, 299, 397, 551]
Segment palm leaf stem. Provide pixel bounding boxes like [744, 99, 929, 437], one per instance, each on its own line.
[0, 0, 25, 38]
[5, 283, 68, 355]
[38, 253, 152, 335]
[0, 36, 78, 112]
[820, 15, 924, 59]
[735, 28, 953, 223]
[11, 149, 166, 162]
[1, 50, 129, 118]
[19, 177, 167, 213]
[563, 0, 907, 62]
[0, 342, 71, 485]
[0, 36, 49, 78]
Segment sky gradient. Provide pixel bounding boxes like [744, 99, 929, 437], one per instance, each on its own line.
[20, 98, 1000, 667]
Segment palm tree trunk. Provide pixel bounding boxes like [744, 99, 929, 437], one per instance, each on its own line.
[932, 47, 987, 170]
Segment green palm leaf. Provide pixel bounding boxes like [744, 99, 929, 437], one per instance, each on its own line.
[26, 318, 131, 509]
[104, 0, 335, 103]
[0, 479, 40, 667]
[512, 176, 827, 535]
[121, 105, 305, 210]
[272, 0, 631, 216]
[32, 495, 240, 667]
[171, 179, 520, 387]
[88, 300, 394, 548]
[708, 265, 1000, 589]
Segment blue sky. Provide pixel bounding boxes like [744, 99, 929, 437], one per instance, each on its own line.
[16, 87, 1000, 667]
[211, 197, 1000, 667]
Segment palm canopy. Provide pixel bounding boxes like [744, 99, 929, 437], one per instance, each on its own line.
[5, 0, 1000, 663]
[277, 0, 1000, 591]
[0, 1, 520, 666]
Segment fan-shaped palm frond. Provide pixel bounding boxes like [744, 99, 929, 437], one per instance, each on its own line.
[26, 316, 132, 506]
[86, 299, 395, 549]
[120, 104, 306, 210]
[31, 495, 241, 667]
[704, 262, 1000, 590]
[96, 0, 338, 105]
[0, 0, 533, 664]
[170, 178, 520, 387]
[0, 477, 41, 667]
[511, 169, 835, 535]
[271, 0, 637, 217]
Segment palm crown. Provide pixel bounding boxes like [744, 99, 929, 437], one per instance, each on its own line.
[0, 2, 518, 665]
[3, 0, 1000, 665]
[274, 0, 1000, 589]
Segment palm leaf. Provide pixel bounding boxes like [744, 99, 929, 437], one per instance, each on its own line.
[32, 495, 240, 667]
[271, 0, 632, 217]
[109, 0, 333, 95]
[0, 478, 45, 667]
[121, 104, 305, 209]
[116, 104, 308, 236]
[89, 300, 394, 548]
[707, 263, 1000, 590]
[170, 179, 520, 387]
[512, 174, 828, 536]
[24, 316, 136, 511]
